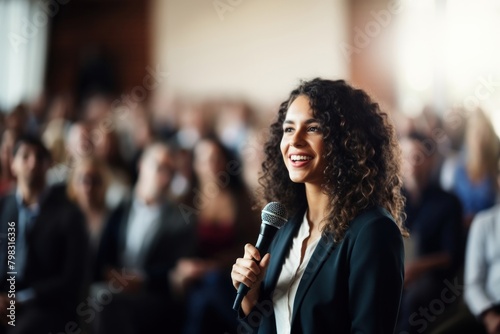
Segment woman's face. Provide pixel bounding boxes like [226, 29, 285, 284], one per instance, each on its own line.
[280, 95, 325, 185]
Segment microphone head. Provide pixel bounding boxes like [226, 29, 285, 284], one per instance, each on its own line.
[261, 202, 288, 229]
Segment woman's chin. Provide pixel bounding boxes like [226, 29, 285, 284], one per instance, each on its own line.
[288, 173, 307, 183]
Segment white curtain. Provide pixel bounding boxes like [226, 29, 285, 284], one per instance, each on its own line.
[0, 0, 49, 112]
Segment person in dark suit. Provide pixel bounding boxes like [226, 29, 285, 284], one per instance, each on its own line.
[231, 78, 407, 334]
[0, 135, 88, 334]
[397, 132, 464, 334]
[92, 141, 195, 334]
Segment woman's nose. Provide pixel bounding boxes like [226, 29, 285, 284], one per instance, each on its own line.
[290, 131, 305, 147]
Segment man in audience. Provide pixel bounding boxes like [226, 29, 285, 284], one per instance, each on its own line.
[464, 203, 500, 334]
[93, 142, 195, 333]
[397, 132, 464, 333]
[0, 135, 88, 333]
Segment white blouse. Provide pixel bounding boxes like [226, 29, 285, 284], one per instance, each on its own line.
[272, 211, 321, 333]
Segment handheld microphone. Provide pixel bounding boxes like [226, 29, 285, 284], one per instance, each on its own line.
[232, 202, 288, 311]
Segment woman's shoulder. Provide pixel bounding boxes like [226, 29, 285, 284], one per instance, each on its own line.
[342, 207, 404, 259]
[346, 206, 401, 240]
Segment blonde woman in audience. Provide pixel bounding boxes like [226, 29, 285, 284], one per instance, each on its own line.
[452, 109, 500, 228]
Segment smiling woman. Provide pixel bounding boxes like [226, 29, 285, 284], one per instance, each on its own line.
[261, 78, 407, 242]
[280, 95, 326, 185]
[231, 78, 408, 334]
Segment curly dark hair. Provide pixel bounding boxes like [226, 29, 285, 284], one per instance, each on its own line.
[258, 78, 407, 241]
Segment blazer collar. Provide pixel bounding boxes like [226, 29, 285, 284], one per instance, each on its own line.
[263, 205, 306, 296]
[290, 206, 393, 322]
[291, 232, 336, 322]
[262, 203, 338, 328]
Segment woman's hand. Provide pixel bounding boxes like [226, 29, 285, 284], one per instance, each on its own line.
[231, 243, 271, 315]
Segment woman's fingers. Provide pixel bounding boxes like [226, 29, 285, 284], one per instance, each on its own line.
[232, 260, 258, 289]
[232, 244, 270, 291]
[236, 257, 261, 275]
[260, 253, 271, 271]
[231, 269, 255, 289]
[243, 243, 261, 261]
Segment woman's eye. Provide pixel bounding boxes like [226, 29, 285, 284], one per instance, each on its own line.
[283, 127, 294, 133]
[308, 126, 321, 132]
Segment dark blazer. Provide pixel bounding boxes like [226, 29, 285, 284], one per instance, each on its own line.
[240, 206, 404, 334]
[0, 184, 88, 316]
[97, 197, 196, 293]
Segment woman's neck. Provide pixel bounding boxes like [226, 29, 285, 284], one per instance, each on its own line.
[305, 183, 329, 229]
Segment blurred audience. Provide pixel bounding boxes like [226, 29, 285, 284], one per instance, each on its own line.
[174, 103, 212, 150]
[92, 142, 195, 334]
[1, 69, 500, 334]
[46, 121, 94, 185]
[0, 129, 16, 196]
[169, 146, 195, 204]
[67, 157, 111, 333]
[92, 128, 131, 209]
[45, 94, 75, 123]
[439, 107, 468, 192]
[41, 118, 68, 167]
[46, 119, 131, 209]
[451, 109, 500, 228]
[464, 203, 500, 334]
[4, 105, 28, 139]
[397, 132, 464, 334]
[25, 92, 48, 136]
[426, 157, 500, 334]
[67, 157, 110, 266]
[214, 101, 254, 157]
[173, 137, 259, 334]
[0, 136, 88, 334]
[122, 104, 156, 185]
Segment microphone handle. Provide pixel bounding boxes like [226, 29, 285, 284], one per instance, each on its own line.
[233, 224, 278, 311]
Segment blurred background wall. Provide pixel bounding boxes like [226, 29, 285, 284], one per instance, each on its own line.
[151, 0, 348, 107]
[2, 0, 500, 131]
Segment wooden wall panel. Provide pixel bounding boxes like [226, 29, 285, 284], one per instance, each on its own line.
[45, 0, 151, 102]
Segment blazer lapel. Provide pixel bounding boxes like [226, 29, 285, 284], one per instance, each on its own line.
[290, 207, 390, 323]
[291, 232, 336, 322]
[263, 207, 305, 296]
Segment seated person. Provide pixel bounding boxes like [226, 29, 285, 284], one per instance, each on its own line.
[397, 132, 464, 334]
[93, 142, 195, 334]
[172, 137, 259, 334]
[0, 135, 88, 333]
[67, 157, 111, 277]
[451, 110, 499, 228]
[464, 204, 500, 334]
